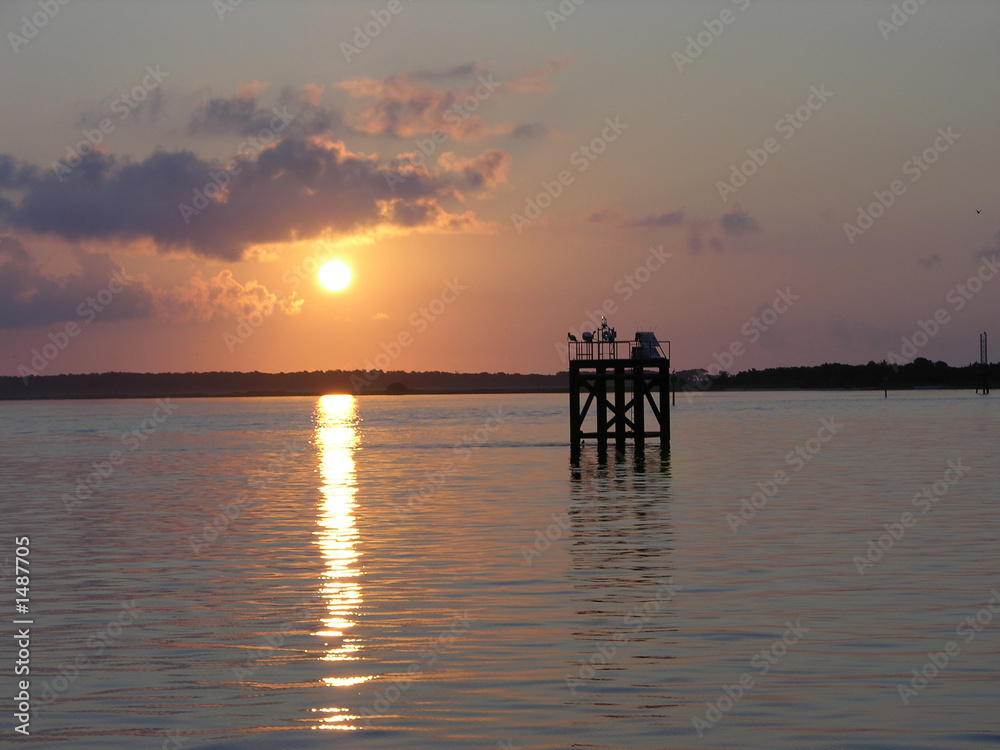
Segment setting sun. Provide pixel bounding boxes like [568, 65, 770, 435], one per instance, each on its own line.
[318, 260, 352, 291]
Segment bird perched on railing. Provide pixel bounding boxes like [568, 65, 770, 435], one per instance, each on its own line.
[568, 333, 578, 341]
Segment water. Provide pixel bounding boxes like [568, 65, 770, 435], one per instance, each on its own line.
[1, 391, 998, 749]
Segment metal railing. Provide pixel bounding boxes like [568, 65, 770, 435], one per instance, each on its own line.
[567, 338, 669, 362]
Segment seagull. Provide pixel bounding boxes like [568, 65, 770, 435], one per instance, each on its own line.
[977, 209, 981, 214]
[568, 333, 578, 342]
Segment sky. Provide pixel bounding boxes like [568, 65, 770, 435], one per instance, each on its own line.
[1, 0, 998, 378]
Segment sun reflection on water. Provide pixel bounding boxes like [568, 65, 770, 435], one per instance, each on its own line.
[312, 394, 373, 730]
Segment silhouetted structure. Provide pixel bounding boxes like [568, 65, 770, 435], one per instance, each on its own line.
[568, 319, 669, 460]
[977, 332, 990, 395]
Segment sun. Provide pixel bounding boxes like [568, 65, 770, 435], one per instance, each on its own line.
[319, 259, 352, 291]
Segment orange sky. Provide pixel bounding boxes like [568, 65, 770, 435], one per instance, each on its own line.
[1, 1, 998, 377]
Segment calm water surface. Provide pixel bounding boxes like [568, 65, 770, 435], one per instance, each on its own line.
[1, 391, 998, 749]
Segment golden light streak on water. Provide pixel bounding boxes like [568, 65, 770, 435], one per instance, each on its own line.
[313, 394, 373, 729]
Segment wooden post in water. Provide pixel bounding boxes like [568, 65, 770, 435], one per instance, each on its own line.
[614, 363, 627, 453]
[596, 364, 608, 455]
[633, 361, 645, 453]
[569, 366, 582, 453]
[660, 361, 670, 450]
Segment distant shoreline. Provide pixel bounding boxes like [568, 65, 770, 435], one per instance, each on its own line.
[1, 359, 992, 400]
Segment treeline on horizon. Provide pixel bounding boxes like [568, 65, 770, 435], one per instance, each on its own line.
[0, 370, 565, 400]
[0, 357, 993, 400]
[682, 357, 994, 391]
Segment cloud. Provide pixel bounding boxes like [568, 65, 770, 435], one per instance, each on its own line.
[720, 207, 760, 237]
[632, 210, 685, 228]
[579, 206, 739, 253]
[579, 205, 685, 227]
[974, 230, 1000, 263]
[379, 198, 495, 233]
[575, 205, 741, 255]
[338, 61, 559, 141]
[338, 73, 505, 141]
[503, 58, 569, 93]
[413, 63, 488, 81]
[0, 135, 481, 259]
[917, 253, 942, 268]
[685, 217, 715, 254]
[188, 84, 340, 137]
[510, 123, 548, 139]
[158, 269, 302, 322]
[0, 236, 155, 329]
[438, 149, 510, 189]
[586, 207, 624, 224]
[235, 80, 269, 99]
[0, 235, 304, 329]
[0, 156, 39, 189]
[299, 83, 325, 107]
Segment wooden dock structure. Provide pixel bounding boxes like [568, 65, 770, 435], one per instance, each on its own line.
[568, 323, 670, 458]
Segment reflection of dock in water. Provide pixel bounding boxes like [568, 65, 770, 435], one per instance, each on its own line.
[564, 452, 677, 717]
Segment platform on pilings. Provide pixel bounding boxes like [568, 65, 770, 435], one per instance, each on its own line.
[567, 327, 670, 460]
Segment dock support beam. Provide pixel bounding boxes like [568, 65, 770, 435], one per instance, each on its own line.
[569, 356, 669, 460]
[569, 368, 582, 450]
[660, 363, 670, 452]
[614, 364, 627, 454]
[596, 365, 608, 456]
